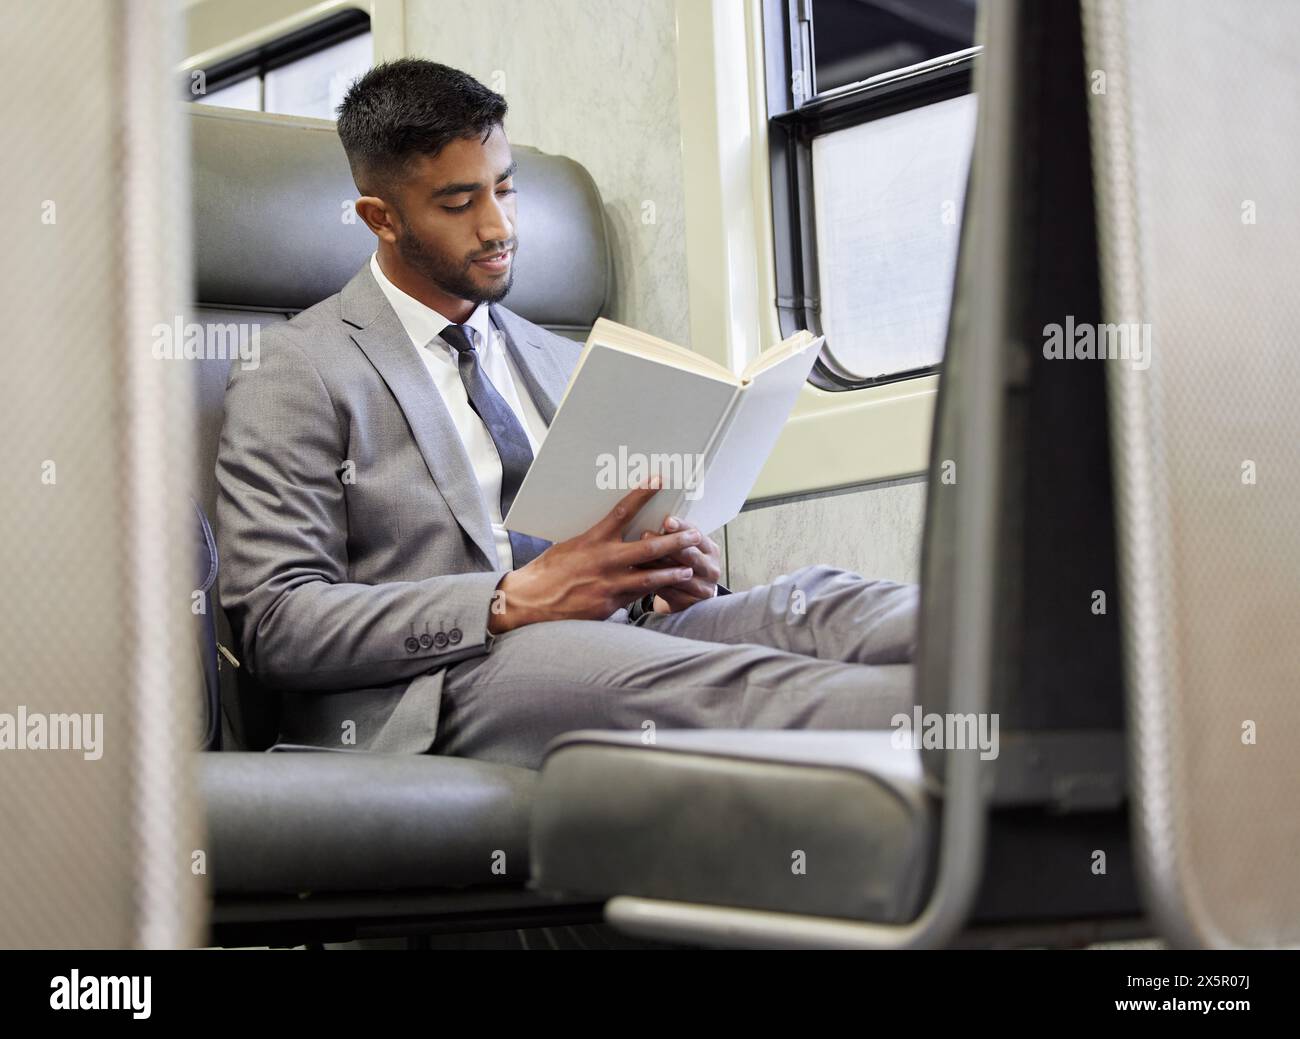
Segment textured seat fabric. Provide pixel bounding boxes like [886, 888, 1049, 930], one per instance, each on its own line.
[1083, 0, 1300, 947]
[530, 730, 934, 923]
[199, 752, 537, 893]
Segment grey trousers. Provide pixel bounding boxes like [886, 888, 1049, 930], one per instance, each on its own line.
[430, 564, 918, 771]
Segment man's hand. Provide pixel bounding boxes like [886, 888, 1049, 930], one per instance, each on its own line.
[488, 482, 702, 634]
[638, 515, 722, 614]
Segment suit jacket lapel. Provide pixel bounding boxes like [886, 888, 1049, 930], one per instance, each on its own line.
[340, 264, 500, 568]
[490, 303, 570, 425]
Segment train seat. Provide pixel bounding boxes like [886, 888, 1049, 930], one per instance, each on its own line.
[183, 105, 610, 944]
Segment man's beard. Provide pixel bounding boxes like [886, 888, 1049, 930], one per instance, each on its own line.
[394, 222, 516, 305]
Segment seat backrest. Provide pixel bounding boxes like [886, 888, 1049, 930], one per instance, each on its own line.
[913, 0, 1300, 947]
[915, 0, 1125, 803]
[903, 0, 1135, 942]
[1084, 0, 1300, 948]
[185, 104, 610, 749]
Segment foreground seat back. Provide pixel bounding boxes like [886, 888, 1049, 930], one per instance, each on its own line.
[523, 0, 1297, 950]
[0, 0, 205, 948]
[184, 104, 610, 750]
[912, 0, 1134, 933]
[1083, 0, 1300, 948]
[528, 0, 1140, 949]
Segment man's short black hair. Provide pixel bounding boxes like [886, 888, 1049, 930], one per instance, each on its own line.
[336, 58, 507, 196]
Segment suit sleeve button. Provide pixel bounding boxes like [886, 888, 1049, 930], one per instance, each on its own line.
[433, 631, 449, 649]
[418, 633, 433, 649]
[448, 628, 462, 644]
[404, 636, 420, 653]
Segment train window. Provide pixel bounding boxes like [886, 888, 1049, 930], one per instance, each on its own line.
[194, 74, 260, 112]
[809, 0, 977, 93]
[263, 31, 373, 119]
[812, 93, 975, 380]
[187, 9, 371, 120]
[764, 0, 979, 390]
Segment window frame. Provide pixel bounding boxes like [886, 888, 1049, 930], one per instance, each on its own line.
[185, 8, 371, 110]
[764, 0, 978, 391]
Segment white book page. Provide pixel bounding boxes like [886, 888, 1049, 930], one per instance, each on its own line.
[679, 335, 824, 535]
[504, 345, 736, 543]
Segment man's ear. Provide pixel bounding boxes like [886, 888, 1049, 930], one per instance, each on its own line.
[354, 196, 399, 243]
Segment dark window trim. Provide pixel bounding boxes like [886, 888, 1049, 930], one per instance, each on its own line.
[764, 0, 977, 391]
[186, 8, 370, 104]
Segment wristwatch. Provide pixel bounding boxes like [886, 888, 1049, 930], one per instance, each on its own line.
[625, 593, 658, 624]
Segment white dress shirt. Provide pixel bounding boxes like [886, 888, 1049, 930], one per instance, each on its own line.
[369, 252, 549, 570]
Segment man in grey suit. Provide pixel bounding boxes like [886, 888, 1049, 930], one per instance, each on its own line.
[216, 59, 917, 770]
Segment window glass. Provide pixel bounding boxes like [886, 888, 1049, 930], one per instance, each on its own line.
[811, 92, 976, 379]
[809, 0, 977, 93]
[194, 76, 260, 111]
[263, 31, 372, 119]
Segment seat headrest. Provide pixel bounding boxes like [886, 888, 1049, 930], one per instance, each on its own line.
[188, 104, 608, 329]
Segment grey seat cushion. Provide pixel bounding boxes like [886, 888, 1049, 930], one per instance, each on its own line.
[199, 752, 537, 893]
[530, 730, 935, 923]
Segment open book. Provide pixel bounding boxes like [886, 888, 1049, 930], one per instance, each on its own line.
[504, 318, 824, 543]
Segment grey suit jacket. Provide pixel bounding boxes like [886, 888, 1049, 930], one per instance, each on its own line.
[215, 261, 585, 754]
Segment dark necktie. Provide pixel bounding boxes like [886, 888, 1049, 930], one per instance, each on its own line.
[441, 322, 550, 569]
